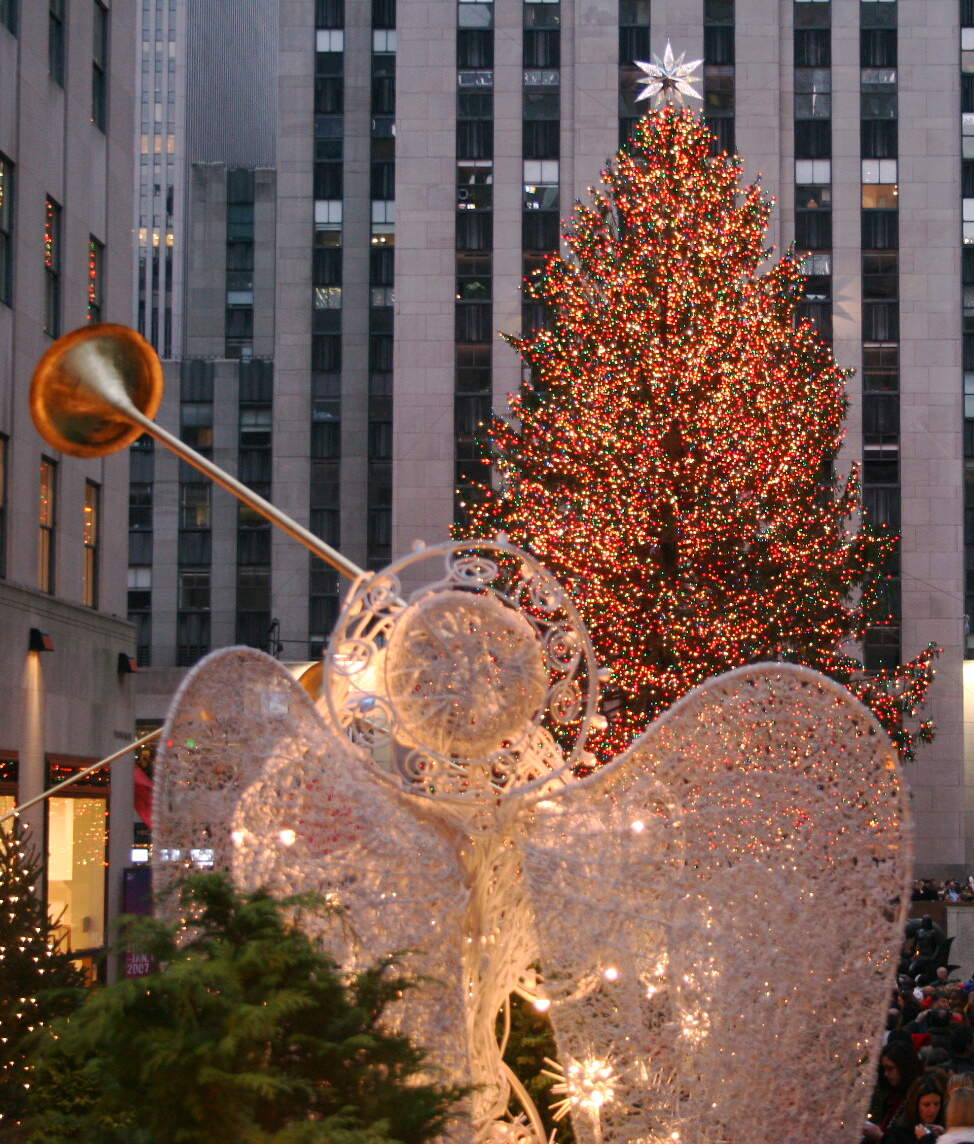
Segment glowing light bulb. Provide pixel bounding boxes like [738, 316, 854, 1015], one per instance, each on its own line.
[278, 829, 296, 846]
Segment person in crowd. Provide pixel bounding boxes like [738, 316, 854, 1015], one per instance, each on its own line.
[949, 1026, 974, 1075]
[868, 1040, 926, 1136]
[880, 1072, 947, 1143]
[938, 1086, 974, 1143]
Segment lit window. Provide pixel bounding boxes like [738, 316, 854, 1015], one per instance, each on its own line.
[794, 158, 831, 184]
[44, 197, 61, 337]
[87, 237, 104, 322]
[83, 482, 99, 608]
[47, 796, 107, 951]
[861, 184, 897, 209]
[316, 28, 343, 51]
[39, 458, 56, 593]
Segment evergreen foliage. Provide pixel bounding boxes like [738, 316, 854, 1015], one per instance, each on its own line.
[24, 873, 465, 1144]
[463, 107, 937, 760]
[0, 819, 85, 1142]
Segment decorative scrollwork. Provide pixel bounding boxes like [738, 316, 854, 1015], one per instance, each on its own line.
[323, 538, 600, 806]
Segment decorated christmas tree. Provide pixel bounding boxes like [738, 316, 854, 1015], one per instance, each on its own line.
[463, 106, 936, 760]
[0, 820, 85, 1141]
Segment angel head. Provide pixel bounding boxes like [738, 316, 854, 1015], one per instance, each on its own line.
[324, 539, 608, 811]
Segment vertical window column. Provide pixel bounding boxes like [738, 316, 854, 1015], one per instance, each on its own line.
[367, 0, 396, 569]
[87, 237, 104, 322]
[236, 361, 273, 649]
[618, 0, 650, 148]
[127, 436, 154, 665]
[0, 435, 6, 578]
[454, 0, 495, 521]
[44, 197, 61, 337]
[794, 0, 833, 341]
[92, 0, 109, 130]
[522, 0, 560, 335]
[0, 155, 12, 307]
[176, 364, 214, 666]
[226, 168, 255, 359]
[49, 0, 64, 84]
[703, 0, 735, 154]
[962, 0, 974, 653]
[860, 0, 900, 668]
[39, 458, 56, 594]
[309, 1, 345, 658]
[82, 482, 99, 608]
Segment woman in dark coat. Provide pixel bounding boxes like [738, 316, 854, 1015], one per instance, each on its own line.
[882, 1073, 947, 1144]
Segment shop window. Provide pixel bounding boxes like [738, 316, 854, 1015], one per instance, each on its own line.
[47, 796, 107, 952]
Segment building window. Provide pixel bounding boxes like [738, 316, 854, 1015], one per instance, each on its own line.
[0, 155, 11, 306]
[92, 1, 108, 130]
[0, 435, 6, 578]
[0, 0, 17, 34]
[47, 796, 107, 952]
[39, 458, 56, 594]
[83, 481, 99, 608]
[49, 0, 65, 85]
[87, 236, 103, 322]
[127, 567, 151, 666]
[44, 197, 61, 337]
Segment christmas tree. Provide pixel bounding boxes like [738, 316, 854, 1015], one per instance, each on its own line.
[463, 106, 937, 760]
[0, 820, 85, 1141]
[24, 873, 465, 1144]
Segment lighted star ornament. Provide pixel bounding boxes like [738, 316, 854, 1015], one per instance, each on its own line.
[634, 41, 703, 106]
[154, 539, 912, 1144]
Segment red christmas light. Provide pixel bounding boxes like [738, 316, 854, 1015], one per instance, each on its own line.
[460, 106, 937, 762]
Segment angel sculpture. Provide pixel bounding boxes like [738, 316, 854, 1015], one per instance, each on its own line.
[154, 539, 912, 1144]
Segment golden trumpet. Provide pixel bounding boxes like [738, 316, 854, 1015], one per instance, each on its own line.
[31, 324, 364, 582]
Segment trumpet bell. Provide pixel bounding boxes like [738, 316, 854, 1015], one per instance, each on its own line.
[30, 324, 163, 458]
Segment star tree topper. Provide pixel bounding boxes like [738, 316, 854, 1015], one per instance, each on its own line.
[634, 41, 703, 106]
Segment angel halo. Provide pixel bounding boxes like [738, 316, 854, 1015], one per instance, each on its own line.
[154, 537, 912, 1144]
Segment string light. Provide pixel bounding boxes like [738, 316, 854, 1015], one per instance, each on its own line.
[462, 105, 937, 763]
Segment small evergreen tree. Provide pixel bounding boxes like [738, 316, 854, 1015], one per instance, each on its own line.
[0, 819, 85, 1142]
[24, 873, 465, 1144]
[463, 106, 937, 760]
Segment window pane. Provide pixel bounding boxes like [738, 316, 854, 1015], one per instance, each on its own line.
[48, 797, 106, 951]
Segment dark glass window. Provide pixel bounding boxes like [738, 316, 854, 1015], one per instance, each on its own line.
[795, 120, 831, 159]
[316, 0, 344, 27]
[861, 119, 897, 159]
[456, 211, 492, 252]
[92, 2, 108, 130]
[794, 28, 830, 67]
[619, 26, 649, 60]
[862, 210, 898, 250]
[455, 302, 492, 344]
[704, 26, 734, 66]
[0, 155, 12, 306]
[49, 0, 64, 84]
[0, 0, 17, 34]
[458, 29, 493, 68]
[523, 120, 559, 159]
[457, 120, 494, 159]
[522, 211, 559, 251]
[861, 28, 896, 68]
[372, 0, 395, 28]
[795, 211, 832, 251]
[523, 29, 559, 68]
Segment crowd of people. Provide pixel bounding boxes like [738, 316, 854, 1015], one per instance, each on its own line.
[912, 881, 974, 905]
[866, 972, 974, 1142]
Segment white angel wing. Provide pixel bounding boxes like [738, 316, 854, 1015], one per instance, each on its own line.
[520, 663, 911, 1144]
[151, 648, 474, 1125]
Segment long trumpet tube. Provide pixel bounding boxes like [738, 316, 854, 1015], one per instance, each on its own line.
[131, 407, 363, 581]
[32, 330, 364, 581]
[0, 728, 162, 826]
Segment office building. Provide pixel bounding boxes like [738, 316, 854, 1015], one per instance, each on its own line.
[0, 0, 138, 974]
[137, 0, 971, 875]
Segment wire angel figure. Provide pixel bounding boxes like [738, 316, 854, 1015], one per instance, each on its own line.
[153, 539, 911, 1144]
